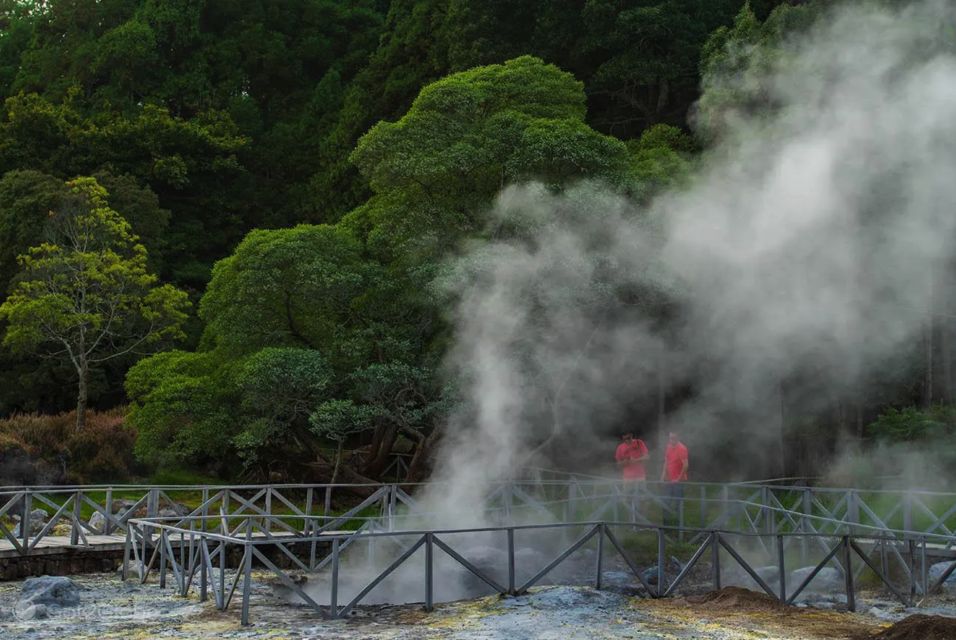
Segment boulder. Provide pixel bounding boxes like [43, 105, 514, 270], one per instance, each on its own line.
[789, 566, 842, 594]
[19, 576, 81, 608]
[117, 560, 146, 581]
[12, 509, 49, 536]
[723, 565, 780, 591]
[88, 511, 106, 533]
[928, 561, 956, 594]
[112, 499, 138, 514]
[51, 522, 72, 537]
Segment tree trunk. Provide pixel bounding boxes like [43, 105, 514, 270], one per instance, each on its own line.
[75, 359, 88, 431]
[364, 423, 398, 477]
[330, 440, 344, 484]
[405, 429, 441, 483]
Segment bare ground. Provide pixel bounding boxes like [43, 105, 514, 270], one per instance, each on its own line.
[1, 573, 953, 639]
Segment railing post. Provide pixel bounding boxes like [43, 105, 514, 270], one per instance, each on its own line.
[843, 536, 855, 612]
[199, 536, 208, 602]
[595, 524, 604, 589]
[678, 488, 685, 542]
[147, 488, 159, 519]
[903, 492, 913, 535]
[921, 536, 928, 596]
[122, 527, 131, 580]
[777, 534, 786, 603]
[304, 488, 314, 536]
[324, 485, 332, 518]
[507, 528, 516, 594]
[71, 490, 81, 545]
[264, 487, 272, 534]
[201, 488, 209, 533]
[104, 488, 114, 536]
[241, 538, 253, 625]
[21, 490, 32, 551]
[712, 532, 721, 591]
[424, 533, 434, 611]
[657, 528, 665, 597]
[388, 485, 397, 532]
[801, 488, 812, 567]
[719, 484, 729, 530]
[159, 530, 168, 589]
[330, 537, 340, 616]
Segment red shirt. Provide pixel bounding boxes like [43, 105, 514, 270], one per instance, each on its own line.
[615, 440, 648, 480]
[664, 442, 688, 482]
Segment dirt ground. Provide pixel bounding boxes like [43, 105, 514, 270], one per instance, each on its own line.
[642, 587, 885, 640]
[3, 575, 956, 640]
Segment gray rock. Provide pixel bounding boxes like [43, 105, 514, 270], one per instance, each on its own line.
[117, 560, 146, 581]
[641, 556, 687, 586]
[12, 508, 49, 536]
[17, 604, 49, 620]
[89, 510, 107, 533]
[158, 506, 187, 519]
[928, 561, 956, 594]
[19, 576, 81, 608]
[160, 502, 189, 517]
[112, 499, 138, 514]
[724, 565, 780, 591]
[789, 566, 842, 593]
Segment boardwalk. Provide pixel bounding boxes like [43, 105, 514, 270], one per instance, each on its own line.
[0, 534, 126, 558]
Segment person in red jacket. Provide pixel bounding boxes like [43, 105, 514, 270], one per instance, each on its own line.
[660, 431, 689, 523]
[615, 433, 649, 481]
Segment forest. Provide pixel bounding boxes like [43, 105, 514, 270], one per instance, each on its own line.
[0, 0, 951, 487]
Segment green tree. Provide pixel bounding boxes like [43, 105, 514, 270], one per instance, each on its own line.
[0, 177, 189, 429]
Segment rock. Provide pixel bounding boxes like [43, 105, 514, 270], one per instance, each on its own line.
[19, 576, 81, 608]
[12, 508, 49, 536]
[89, 510, 107, 533]
[16, 604, 49, 620]
[50, 522, 72, 536]
[723, 565, 780, 592]
[518, 585, 625, 610]
[928, 562, 956, 594]
[601, 570, 642, 593]
[868, 606, 902, 622]
[789, 566, 842, 593]
[640, 557, 686, 587]
[117, 560, 146, 581]
[157, 503, 188, 518]
[641, 566, 661, 586]
[112, 499, 138, 514]
[164, 502, 189, 516]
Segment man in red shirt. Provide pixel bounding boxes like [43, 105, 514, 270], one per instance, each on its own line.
[660, 431, 689, 522]
[615, 433, 649, 481]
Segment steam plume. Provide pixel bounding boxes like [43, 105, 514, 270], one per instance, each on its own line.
[423, 0, 956, 516]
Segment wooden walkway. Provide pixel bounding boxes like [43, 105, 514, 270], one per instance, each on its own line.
[0, 530, 312, 559]
[0, 534, 127, 558]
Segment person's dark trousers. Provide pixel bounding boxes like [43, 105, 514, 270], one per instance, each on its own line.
[663, 482, 684, 528]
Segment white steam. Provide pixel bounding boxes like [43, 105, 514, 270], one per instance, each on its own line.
[422, 0, 956, 519]
[305, 0, 956, 607]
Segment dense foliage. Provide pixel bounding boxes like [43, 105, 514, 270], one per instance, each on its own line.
[2, 0, 947, 483]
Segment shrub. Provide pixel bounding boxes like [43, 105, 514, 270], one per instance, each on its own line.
[0, 408, 138, 484]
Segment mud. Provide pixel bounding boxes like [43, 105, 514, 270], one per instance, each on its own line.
[859, 613, 956, 640]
